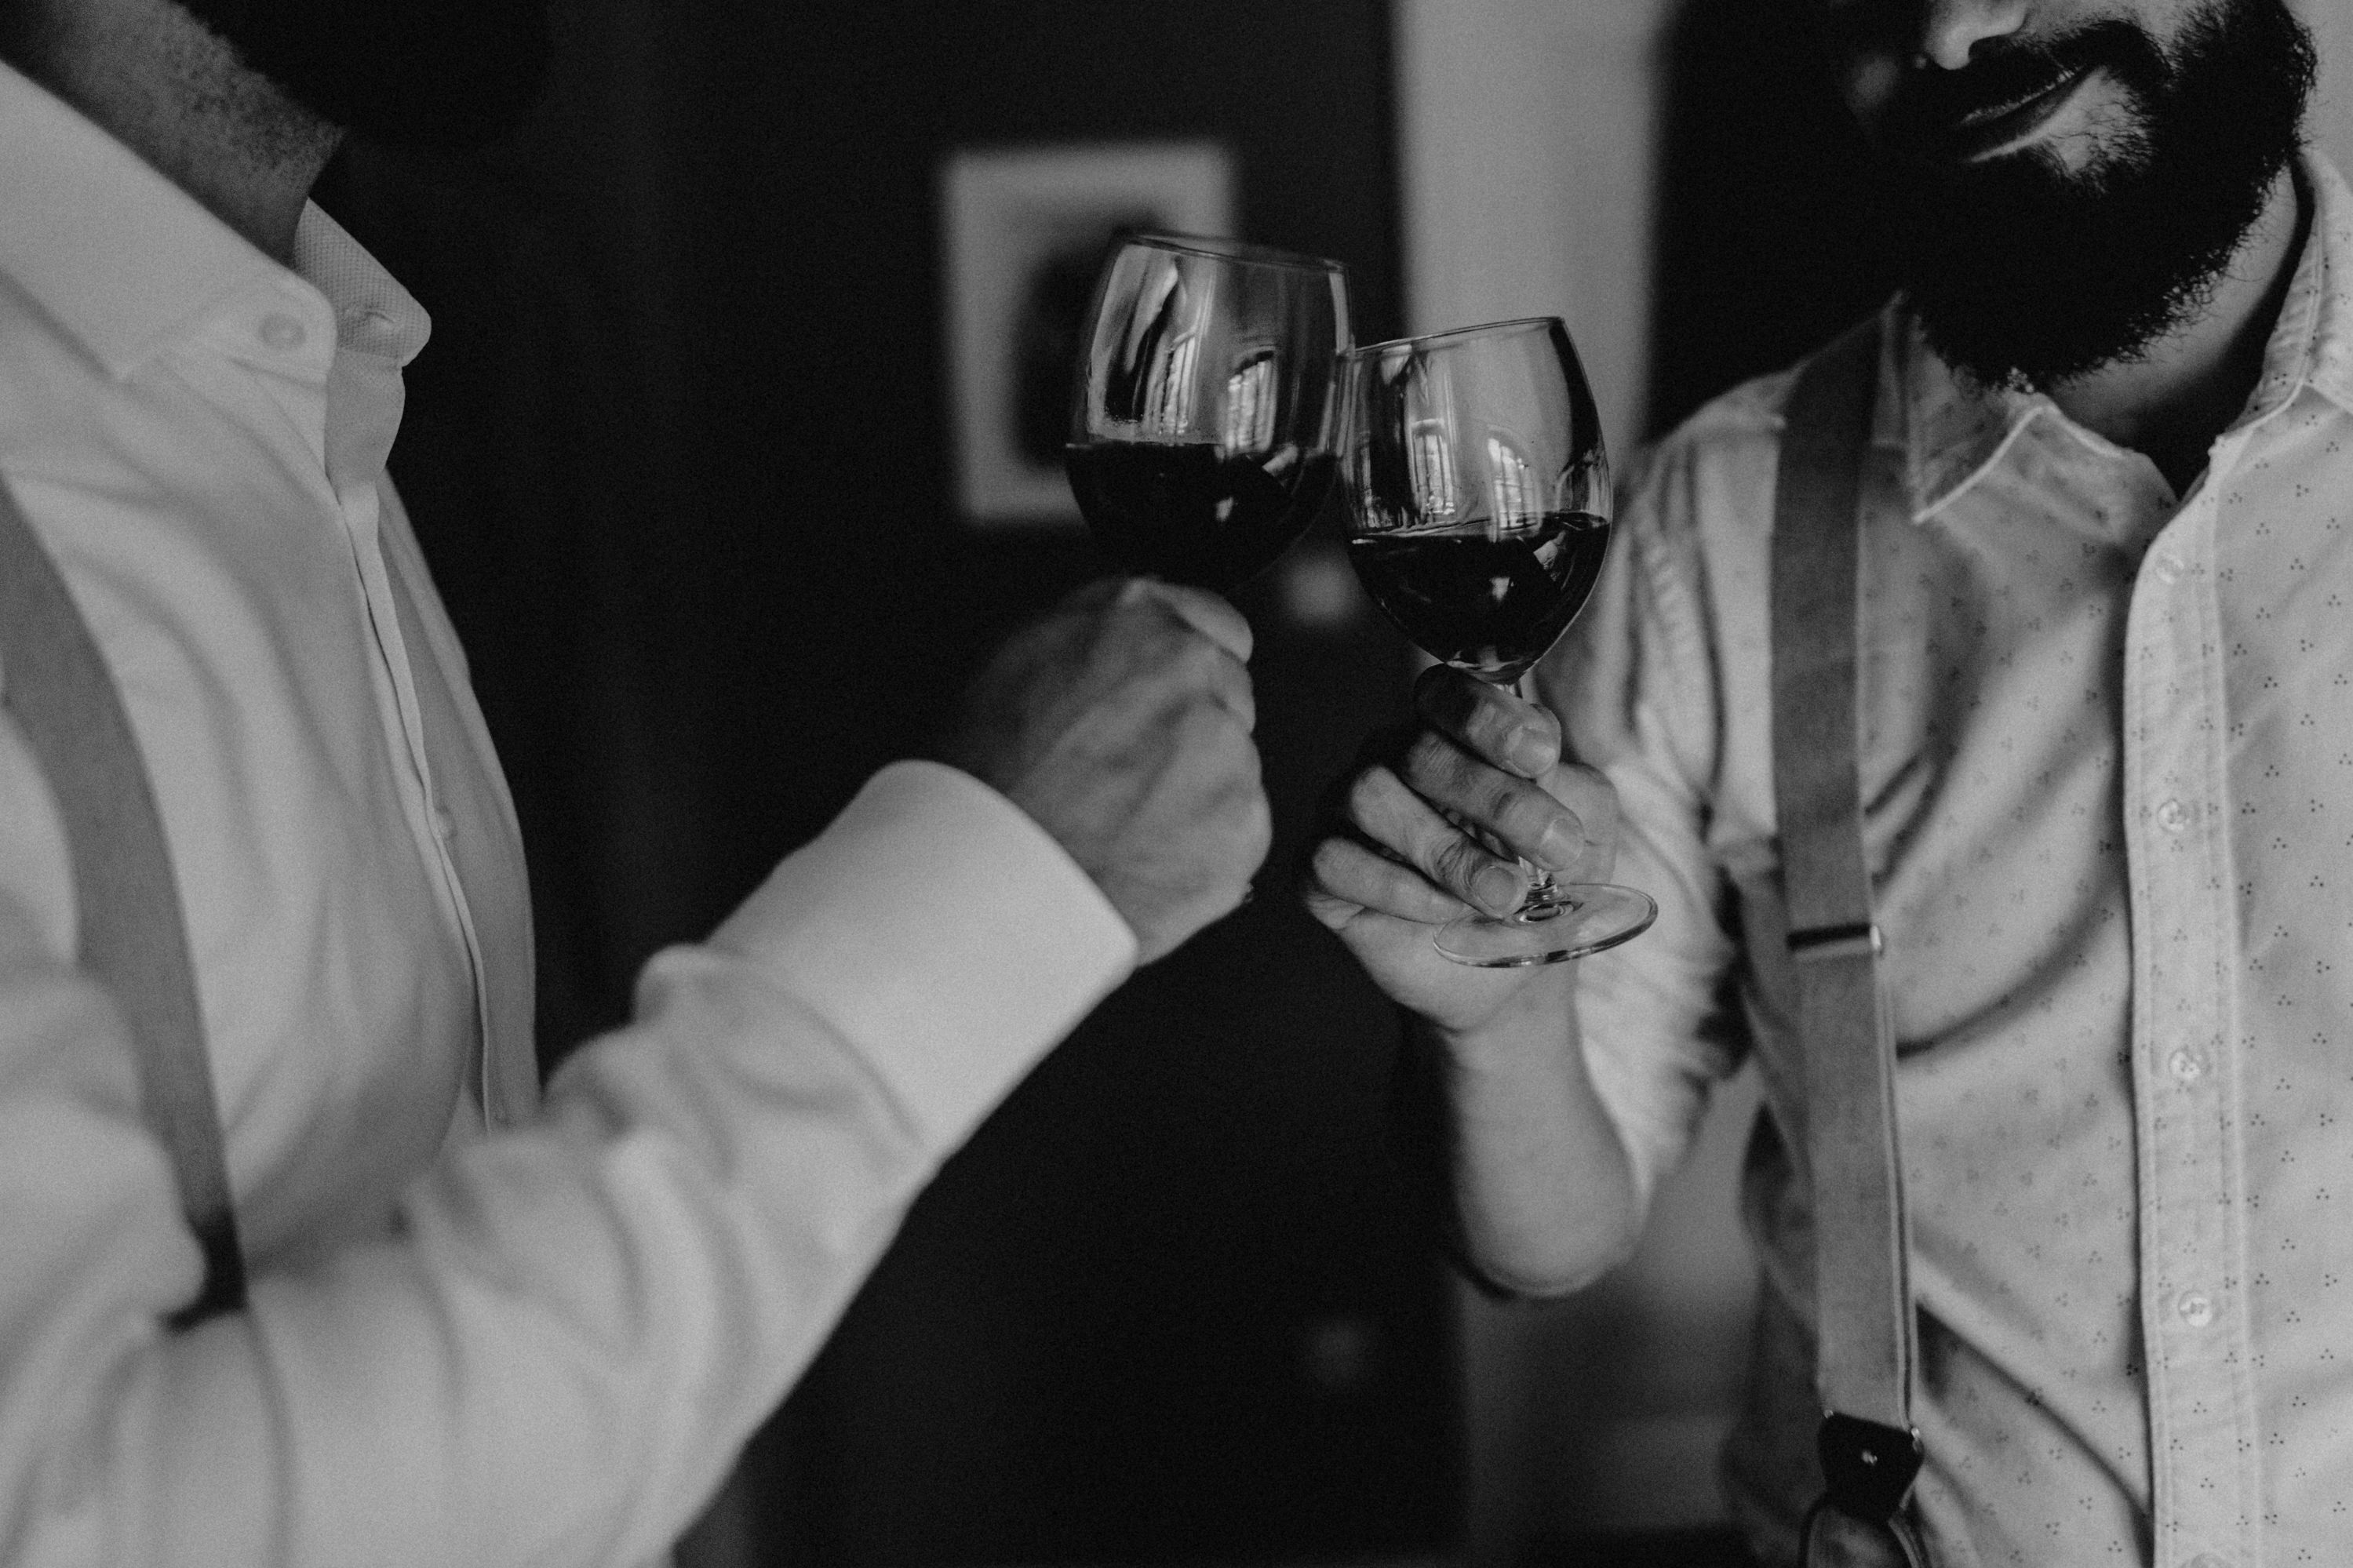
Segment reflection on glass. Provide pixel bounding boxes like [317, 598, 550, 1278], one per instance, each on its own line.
[1143, 331, 1201, 435]
[1065, 232, 1351, 591]
[1222, 351, 1277, 457]
[1485, 432, 1532, 526]
[1409, 419, 1459, 522]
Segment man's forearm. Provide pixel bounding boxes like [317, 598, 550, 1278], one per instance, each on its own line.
[1393, 967, 1643, 1299]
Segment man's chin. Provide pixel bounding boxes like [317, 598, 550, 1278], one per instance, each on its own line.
[1888, 1, 2315, 388]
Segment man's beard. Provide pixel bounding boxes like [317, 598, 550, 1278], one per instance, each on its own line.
[1875, 0, 2318, 391]
[169, 0, 553, 151]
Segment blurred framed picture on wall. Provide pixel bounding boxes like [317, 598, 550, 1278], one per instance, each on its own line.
[941, 140, 1235, 526]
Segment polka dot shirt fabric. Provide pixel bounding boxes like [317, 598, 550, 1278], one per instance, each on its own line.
[1547, 156, 2353, 1568]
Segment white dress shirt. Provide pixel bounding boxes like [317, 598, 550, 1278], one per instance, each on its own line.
[1552, 155, 2353, 1566]
[0, 60, 1135, 1567]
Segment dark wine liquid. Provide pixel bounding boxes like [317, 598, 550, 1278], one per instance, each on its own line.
[1348, 512, 1612, 681]
[1065, 441, 1336, 591]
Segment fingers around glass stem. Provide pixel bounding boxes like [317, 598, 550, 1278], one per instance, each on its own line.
[1427, 671, 1655, 967]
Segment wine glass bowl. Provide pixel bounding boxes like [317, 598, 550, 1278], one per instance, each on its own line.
[1338, 317, 1656, 966]
[1066, 232, 1350, 591]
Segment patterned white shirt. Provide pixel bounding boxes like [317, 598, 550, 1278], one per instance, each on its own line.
[1553, 154, 2353, 1566]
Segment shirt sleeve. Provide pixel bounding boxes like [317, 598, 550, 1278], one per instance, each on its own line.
[0, 746, 1136, 1568]
[1535, 434, 1750, 1218]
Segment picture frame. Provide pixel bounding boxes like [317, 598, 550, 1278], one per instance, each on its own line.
[940, 141, 1237, 526]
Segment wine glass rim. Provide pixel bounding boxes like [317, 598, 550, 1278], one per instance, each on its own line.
[1121, 229, 1350, 276]
[1343, 315, 1562, 357]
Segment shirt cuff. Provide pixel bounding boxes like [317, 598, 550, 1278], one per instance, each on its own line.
[710, 760, 1138, 1147]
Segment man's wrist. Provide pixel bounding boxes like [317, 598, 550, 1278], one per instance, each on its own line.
[1415, 962, 1582, 1075]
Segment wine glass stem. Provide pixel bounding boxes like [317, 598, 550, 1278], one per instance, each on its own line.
[1498, 670, 1562, 918]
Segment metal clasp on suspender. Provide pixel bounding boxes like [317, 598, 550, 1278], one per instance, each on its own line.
[1787, 922, 1883, 963]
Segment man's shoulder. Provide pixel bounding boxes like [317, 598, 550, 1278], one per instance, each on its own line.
[1625, 309, 1895, 535]
[1648, 312, 1893, 464]
[1650, 365, 1799, 458]
[1619, 362, 1794, 543]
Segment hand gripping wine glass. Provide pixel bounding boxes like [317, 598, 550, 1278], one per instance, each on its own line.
[1067, 232, 1350, 590]
[1338, 316, 1656, 966]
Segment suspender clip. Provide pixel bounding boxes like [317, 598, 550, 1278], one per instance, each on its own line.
[1787, 922, 1881, 962]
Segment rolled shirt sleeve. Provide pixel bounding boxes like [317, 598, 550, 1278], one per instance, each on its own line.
[0, 756, 1135, 1568]
[1535, 431, 1753, 1219]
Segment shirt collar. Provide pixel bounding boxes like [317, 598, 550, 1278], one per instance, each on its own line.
[1898, 151, 2353, 523]
[0, 58, 428, 378]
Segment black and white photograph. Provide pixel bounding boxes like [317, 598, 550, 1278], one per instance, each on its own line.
[2, 1, 2351, 1566]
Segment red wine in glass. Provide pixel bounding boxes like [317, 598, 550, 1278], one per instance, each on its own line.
[1066, 233, 1350, 591]
[1346, 509, 1611, 684]
[1065, 441, 1337, 593]
[1338, 317, 1655, 967]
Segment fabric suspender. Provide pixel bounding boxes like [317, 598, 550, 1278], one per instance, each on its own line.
[1770, 319, 1929, 1533]
[0, 480, 246, 1326]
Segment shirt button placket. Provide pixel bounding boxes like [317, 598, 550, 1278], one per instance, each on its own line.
[2125, 493, 2249, 1560]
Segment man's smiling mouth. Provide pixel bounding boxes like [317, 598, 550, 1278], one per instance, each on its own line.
[1940, 65, 2100, 160]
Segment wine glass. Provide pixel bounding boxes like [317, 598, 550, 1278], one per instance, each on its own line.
[1337, 316, 1656, 966]
[1066, 232, 1350, 591]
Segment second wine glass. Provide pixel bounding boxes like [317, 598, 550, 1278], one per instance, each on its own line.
[1066, 232, 1350, 591]
[1338, 316, 1656, 967]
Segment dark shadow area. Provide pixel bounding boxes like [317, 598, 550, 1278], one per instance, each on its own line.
[316, 1, 1453, 1563]
[1526, 1526, 1757, 1568]
[1646, 0, 1895, 438]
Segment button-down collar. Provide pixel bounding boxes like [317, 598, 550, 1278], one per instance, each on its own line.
[1894, 152, 2353, 525]
[0, 59, 428, 383]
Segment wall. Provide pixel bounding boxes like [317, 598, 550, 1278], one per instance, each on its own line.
[2307, 0, 2353, 174]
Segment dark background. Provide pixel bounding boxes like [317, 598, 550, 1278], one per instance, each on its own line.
[313, 1, 1886, 1563]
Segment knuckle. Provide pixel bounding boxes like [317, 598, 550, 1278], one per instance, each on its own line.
[1164, 628, 1228, 688]
[1401, 727, 1472, 792]
[1174, 696, 1244, 756]
[1425, 829, 1488, 896]
[1485, 778, 1555, 842]
[1213, 662, 1255, 726]
[1477, 775, 1523, 826]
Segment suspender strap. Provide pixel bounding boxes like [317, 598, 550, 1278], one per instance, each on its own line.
[0, 480, 246, 1326]
[1770, 320, 1926, 1523]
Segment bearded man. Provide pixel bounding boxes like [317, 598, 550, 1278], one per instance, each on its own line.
[1306, 0, 2348, 1561]
[0, 0, 1271, 1564]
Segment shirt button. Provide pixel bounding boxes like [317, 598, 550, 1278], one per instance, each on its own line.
[2154, 799, 2192, 833]
[2187, 1557, 2230, 1568]
[258, 313, 307, 351]
[2169, 1049, 2209, 1085]
[2176, 1290, 2215, 1329]
[2151, 553, 2185, 584]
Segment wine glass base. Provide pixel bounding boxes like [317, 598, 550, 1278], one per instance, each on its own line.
[1434, 883, 1658, 968]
